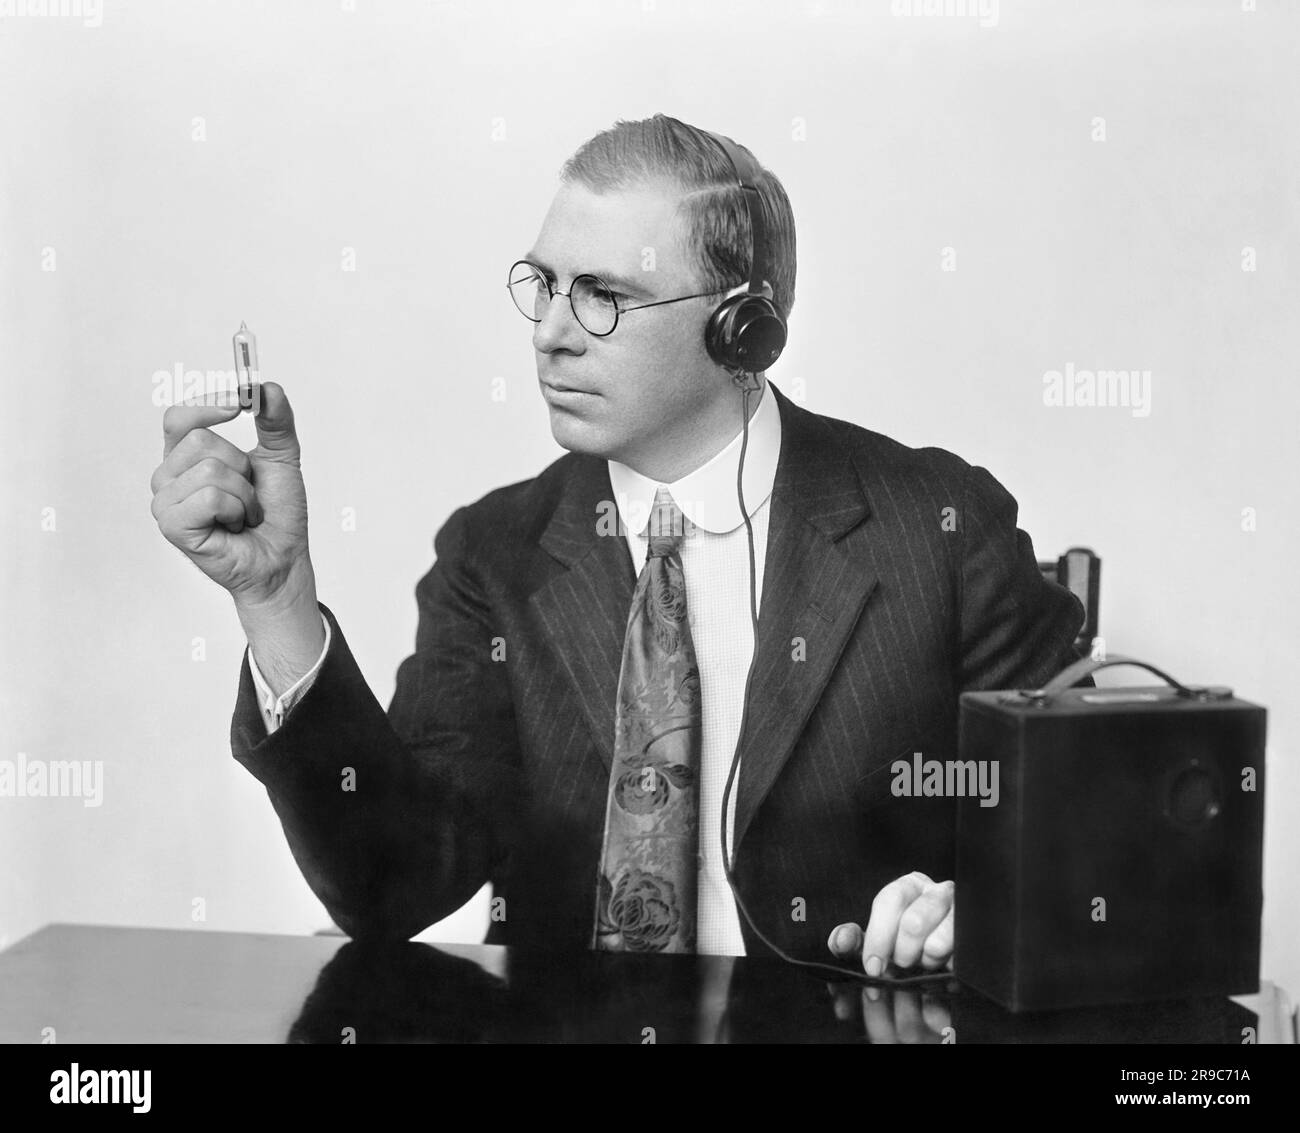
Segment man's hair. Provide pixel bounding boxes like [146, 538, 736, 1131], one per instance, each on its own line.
[559, 114, 796, 325]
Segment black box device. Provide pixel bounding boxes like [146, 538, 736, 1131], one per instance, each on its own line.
[954, 655, 1266, 1013]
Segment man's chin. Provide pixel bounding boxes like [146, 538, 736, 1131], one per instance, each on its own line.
[546, 410, 616, 459]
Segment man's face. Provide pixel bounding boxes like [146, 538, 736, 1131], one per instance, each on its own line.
[522, 180, 731, 472]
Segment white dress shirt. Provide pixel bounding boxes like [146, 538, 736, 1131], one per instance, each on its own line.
[248, 381, 782, 957]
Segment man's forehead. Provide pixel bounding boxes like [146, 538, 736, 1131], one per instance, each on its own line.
[528, 181, 694, 284]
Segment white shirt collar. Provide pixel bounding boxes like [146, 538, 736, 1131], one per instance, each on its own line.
[607, 381, 782, 536]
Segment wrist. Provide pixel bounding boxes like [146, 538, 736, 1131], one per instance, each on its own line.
[232, 558, 318, 626]
[234, 563, 326, 698]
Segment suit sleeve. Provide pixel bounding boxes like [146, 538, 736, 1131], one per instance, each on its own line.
[955, 463, 1088, 693]
[229, 505, 520, 941]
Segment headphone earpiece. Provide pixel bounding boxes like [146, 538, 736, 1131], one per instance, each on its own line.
[705, 292, 788, 373]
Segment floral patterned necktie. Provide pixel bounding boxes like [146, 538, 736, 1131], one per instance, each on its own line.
[593, 487, 701, 954]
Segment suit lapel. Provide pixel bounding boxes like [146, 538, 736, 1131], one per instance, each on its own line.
[733, 385, 876, 852]
[528, 456, 635, 776]
[526, 383, 878, 841]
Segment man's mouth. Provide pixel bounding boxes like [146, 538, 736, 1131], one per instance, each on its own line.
[542, 380, 597, 396]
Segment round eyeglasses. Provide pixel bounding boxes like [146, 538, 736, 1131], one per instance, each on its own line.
[507, 259, 725, 337]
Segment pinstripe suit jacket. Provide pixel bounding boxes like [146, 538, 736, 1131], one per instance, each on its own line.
[230, 381, 1085, 959]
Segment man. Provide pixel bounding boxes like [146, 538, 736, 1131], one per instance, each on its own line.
[150, 115, 1084, 975]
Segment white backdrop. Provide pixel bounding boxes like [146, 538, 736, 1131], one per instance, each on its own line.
[2, 0, 1297, 994]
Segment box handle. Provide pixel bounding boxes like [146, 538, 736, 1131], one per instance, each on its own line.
[1010, 653, 1233, 707]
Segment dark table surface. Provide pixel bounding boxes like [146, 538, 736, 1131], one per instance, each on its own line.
[0, 924, 1292, 1044]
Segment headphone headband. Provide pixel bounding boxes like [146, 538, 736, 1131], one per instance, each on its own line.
[700, 129, 770, 302]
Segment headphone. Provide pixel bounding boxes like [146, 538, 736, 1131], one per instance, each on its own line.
[696, 129, 788, 376]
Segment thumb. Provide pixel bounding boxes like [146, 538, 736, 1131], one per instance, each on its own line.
[252, 381, 300, 458]
[827, 922, 864, 959]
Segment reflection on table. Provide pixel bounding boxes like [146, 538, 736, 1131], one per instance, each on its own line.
[0, 925, 1290, 1044]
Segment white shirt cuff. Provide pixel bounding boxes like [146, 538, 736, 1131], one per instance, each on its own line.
[246, 612, 332, 735]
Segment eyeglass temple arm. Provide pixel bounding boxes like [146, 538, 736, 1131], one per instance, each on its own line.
[619, 289, 727, 313]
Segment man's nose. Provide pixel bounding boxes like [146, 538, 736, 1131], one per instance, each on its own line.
[532, 290, 586, 355]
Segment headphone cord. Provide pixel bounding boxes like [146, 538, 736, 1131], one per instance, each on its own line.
[718, 374, 950, 987]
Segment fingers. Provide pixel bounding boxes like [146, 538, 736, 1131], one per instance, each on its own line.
[162, 400, 243, 458]
[920, 904, 954, 971]
[157, 382, 297, 498]
[153, 458, 263, 528]
[251, 381, 300, 459]
[166, 484, 253, 538]
[890, 878, 954, 970]
[829, 875, 957, 980]
[827, 922, 863, 961]
[861, 871, 930, 975]
[151, 427, 254, 495]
